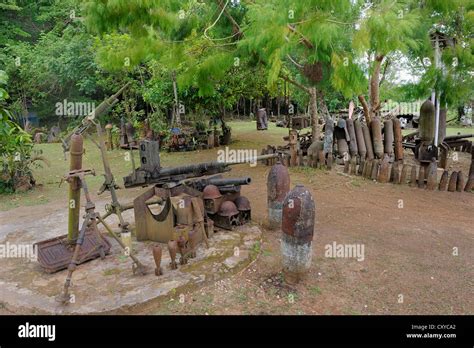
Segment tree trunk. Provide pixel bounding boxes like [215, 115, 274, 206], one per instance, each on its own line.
[358, 95, 371, 125]
[369, 55, 384, 119]
[172, 71, 180, 125]
[309, 87, 319, 139]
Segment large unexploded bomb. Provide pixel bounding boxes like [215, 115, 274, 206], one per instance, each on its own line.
[418, 165, 426, 189]
[267, 161, 290, 229]
[371, 159, 380, 180]
[419, 100, 436, 143]
[426, 158, 438, 191]
[281, 184, 315, 285]
[346, 119, 358, 157]
[383, 119, 394, 156]
[456, 171, 465, 192]
[362, 123, 374, 160]
[335, 119, 349, 157]
[371, 118, 384, 159]
[354, 120, 367, 159]
[68, 133, 84, 243]
[391, 161, 400, 184]
[448, 171, 458, 192]
[439, 170, 449, 191]
[167, 240, 178, 270]
[392, 118, 404, 161]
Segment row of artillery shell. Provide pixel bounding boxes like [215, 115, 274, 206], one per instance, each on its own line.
[357, 160, 473, 192]
[338, 118, 403, 162]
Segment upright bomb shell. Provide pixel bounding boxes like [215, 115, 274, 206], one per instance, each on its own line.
[267, 161, 290, 229]
[426, 158, 438, 190]
[362, 123, 374, 160]
[419, 100, 435, 143]
[456, 171, 465, 192]
[392, 118, 404, 161]
[383, 119, 394, 155]
[346, 119, 358, 157]
[281, 184, 315, 284]
[354, 120, 367, 159]
[448, 171, 458, 192]
[439, 170, 449, 191]
[371, 118, 384, 159]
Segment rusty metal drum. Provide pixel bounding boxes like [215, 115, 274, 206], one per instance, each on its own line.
[281, 184, 315, 284]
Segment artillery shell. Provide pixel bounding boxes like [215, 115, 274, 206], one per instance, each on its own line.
[377, 155, 390, 183]
[267, 161, 291, 229]
[167, 240, 178, 270]
[350, 156, 357, 175]
[383, 119, 394, 156]
[439, 170, 449, 191]
[418, 165, 426, 188]
[447, 171, 458, 192]
[419, 100, 435, 143]
[456, 171, 464, 192]
[371, 159, 380, 180]
[343, 159, 350, 174]
[371, 118, 384, 159]
[391, 162, 400, 184]
[409, 165, 418, 187]
[465, 175, 474, 192]
[393, 118, 403, 161]
[426, 159, 438, 191]
[399, 163, 409, 185]
[281, 184, 315, 284]
[362, 123, 374, 160]
[354, 120, 367, 159]
[358, 159, 365, 176]
[346, 119, 358, 157]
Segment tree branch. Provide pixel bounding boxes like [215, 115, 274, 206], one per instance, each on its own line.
[279, 74, 310, 93]
[287, 24, 314, 49]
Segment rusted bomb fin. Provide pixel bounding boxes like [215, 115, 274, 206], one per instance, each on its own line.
[267, 161, 290, 230]
[439, 170, 449, 191]
[448, 171, 458, 192]
[281, 184, 315, 285]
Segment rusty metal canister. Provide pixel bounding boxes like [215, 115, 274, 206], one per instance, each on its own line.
[392, 118, 403, 161]
[383, 119, 394, 156]
[371, 117, 384, 159]
[281, 184, 315, 284]
[346, 119, 358, 157]
[419, 100, 435, 143]
[439, 170, 449, 191]
[362, 123, 374, 160]
[456, 171, 464, 192]
[447, 171, 458, 192]
[267, 161, 290, 229]
[354, 120, 366, 159]
[426, 158, 438, 190]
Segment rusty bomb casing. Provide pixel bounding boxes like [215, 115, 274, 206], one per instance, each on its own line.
[361, 123, 375, 160]
[419, 100, 435, 143]
[371, 117, 384, 159]
[281, 184, 315, 284]
[392, 118, 403, 161]
[167, 240, 178, 270]
[267, 161, 290, 229]
[399, 163, 409, 185]
[439, 170, 449, 191]
[410, 165, 418, 187]
[354, 120, 367, 159]
[377, 154, 390, 183]
[456, 171, 465, 192]
[383, 119, 394, 156]
[152, 245, 163, 276]
[346, 119, 358, 157]
[448, 171, 458, 192]
[426, 158, 438, 190]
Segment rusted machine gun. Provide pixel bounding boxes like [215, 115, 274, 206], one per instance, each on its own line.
[125, 140, 277, 244]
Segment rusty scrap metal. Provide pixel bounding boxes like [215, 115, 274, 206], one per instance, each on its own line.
[377, 154, 390, 183]
[354, 120, 366, 159]
[456, 171, 465, 192]
[399, 163, 409, 185]
[393, 118, 403, 161]
[439, 170, 449, 191]
[346, 119, 358, 157]
[281, 184, 315, 285]
[426, 158, 438, 190]
[362, 123, 375, 160]
[383, 119, 394, 156]
[409, 165, 418, 187]
[448, 171, 458, 192]
[168, 240, 178, 270]
[152, 245, 163, 276]
[418, 165, 426, 189]
[371, 117, 384, 159]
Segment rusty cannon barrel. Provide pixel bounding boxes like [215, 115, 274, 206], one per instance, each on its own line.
[383, 119, 394, 156]
[346, 119, 358, 157]
[267, 161, 291, 229]
[371, 117, 384, 159]
[281, 184, 315, 284]
[206, 177, 251, 187]
[67, 133, 84, 243]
